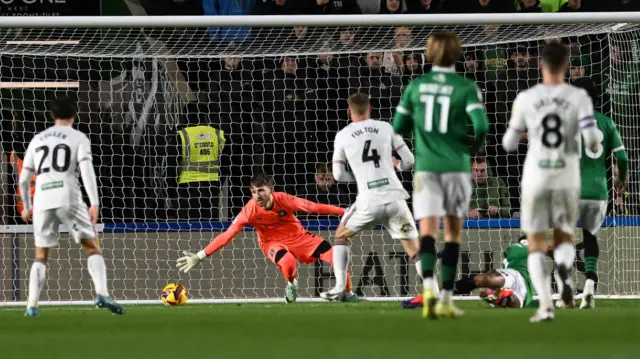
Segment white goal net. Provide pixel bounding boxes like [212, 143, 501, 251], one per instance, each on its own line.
[1, 14, 639, 305]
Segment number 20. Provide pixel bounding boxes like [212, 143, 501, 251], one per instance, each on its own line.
[420, 94, 450, 133]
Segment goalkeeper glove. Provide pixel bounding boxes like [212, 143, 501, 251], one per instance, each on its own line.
[177, 250, 207, 273]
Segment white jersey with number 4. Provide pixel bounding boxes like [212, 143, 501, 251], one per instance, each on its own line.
[509, 84, 596, 190]
[23, 125, 92, 211]
[332, 119, 409, 208]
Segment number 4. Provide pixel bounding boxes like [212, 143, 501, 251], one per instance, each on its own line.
[421, 94, 450, 133]
[362, 140, 381, 168]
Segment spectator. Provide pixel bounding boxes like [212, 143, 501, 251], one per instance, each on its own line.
[295, 164, 354, 210]
[254, 0, 293, 15]
[351, 52, 403, 121]
[506, 47, 539, 103]
[558, 0, 583, 12]
[482, 25, 509, 82]
[401, 53, 424, 86]
[569, 55, 590, 82]
[516, 0, 543, 12]
[383, 26, 415, 77]
[203, 0, 252, 42]
[305, 0, 362, 14]
[378, 0, 406, 13]
[405, 0, 442, 13]
[467, 158, 511, 218]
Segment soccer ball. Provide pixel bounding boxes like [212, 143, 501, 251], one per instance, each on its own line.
[161, 283, 188, 306]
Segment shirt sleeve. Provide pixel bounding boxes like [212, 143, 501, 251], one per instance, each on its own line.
[392, 82, 414, 135]
[577, 91, 598, 151]
[502, 93, 526, 152]
[22, 140, 35, 172]
[77, 135, 93, 163]
[332, 133, 356, 182]
[608, 118, 629, 182]
[285, 192, 345, 216]
[203, 208, 249, 256]
[392, 133, 415, 171]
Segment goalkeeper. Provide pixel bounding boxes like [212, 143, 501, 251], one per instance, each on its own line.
[177, 172, 353, 303]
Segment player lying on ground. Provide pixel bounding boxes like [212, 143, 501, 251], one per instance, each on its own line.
[402, 237, 535, 309]
[321, 92, 432, 302]
[393, 31, 489, 319]
[571, 77, 628, 309]
[19, 97, 124, 317]
[177, 173, 353, 303]
[502, 42, 600, 323]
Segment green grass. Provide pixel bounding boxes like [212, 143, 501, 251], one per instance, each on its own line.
[2, 300, 640, 359]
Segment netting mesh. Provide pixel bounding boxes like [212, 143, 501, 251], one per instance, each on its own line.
[1, 21, 639, 303]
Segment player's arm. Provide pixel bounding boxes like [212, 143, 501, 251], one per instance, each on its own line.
[577, 91, 599, 153]
[332, 133, 356, 182]
[78, 136, 99, 206]
[286, 192, 345, 216]
[466, 84, 489, 152]
[392, 133, 414, 171]
[176, 212, 248, 273]
[392, 82, 414, 135]
[502, 93, 526, 152]
[609, 119, 629, 187]
[18, 141, 36, 216]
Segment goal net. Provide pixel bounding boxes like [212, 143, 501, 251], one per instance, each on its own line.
[1, 15, 639, 305]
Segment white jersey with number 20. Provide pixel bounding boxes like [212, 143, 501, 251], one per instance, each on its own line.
[509, 84, 596, 190]
[23, 125, 93, 211]
[332, 119, 409, 208]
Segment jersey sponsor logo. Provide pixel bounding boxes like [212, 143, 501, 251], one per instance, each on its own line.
[400, 223, 413, 233]
[278, 210, 287, 217]
[41, 181, 63, 191]
[367, 178, 389, 189]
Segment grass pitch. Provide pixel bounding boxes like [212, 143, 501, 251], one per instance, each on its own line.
[2, 300, 639, 359]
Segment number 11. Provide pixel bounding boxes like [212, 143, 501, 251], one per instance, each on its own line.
[421, 94, 450, 133]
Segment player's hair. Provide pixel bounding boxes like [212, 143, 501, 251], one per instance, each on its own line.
[250, 172, 275, 188]
[347, 92, 370, 116]
[426, 31, 462, 67]
[473, 156, 487, 164]
[541, 42, 569, 74]
[316, 163, 332, 174]
[48, 96, 77, 120]
[571, 77, 599, 106]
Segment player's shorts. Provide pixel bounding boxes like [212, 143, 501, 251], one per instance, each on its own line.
[341, 199, 418, 239]
[579, 200, 607, 235]
[520, 187, 580, 235]
[32, 205, 96, 248]
[412, 171, 472, 220]
[495, 268, 527, 308]
[262, 232, 326, 265]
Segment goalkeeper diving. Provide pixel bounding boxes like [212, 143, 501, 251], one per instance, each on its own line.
[177, 172, 354, 303]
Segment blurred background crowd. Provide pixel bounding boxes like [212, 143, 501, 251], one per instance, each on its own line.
[1, 0, 639, 225]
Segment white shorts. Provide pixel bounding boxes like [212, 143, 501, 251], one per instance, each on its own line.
[520, 187, 580, 235]
[579, 200, 607, 235]
[495, 268, 527, 308]
[413, 171, 472, 220]
[32, 205, 96, 248]
[342, 200, 418, 239]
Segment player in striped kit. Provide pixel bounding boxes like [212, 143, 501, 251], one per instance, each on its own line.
[19, 97, 124, 316]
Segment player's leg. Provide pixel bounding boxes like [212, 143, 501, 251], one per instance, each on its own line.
[60, 206, 124, 314]
[26, 209, 58, 316]
[322, 205, 370, 301]
[412, 172, 444, 318]
[578, 200, 606, 309]
[521, 189, 554, 322]
[550, 189, 581, 308]
[263, 242, 300, 303]
[307, 240, 353, 295]
[435, 172, 472, 318]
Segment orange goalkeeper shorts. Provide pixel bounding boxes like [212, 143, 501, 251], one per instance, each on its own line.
[262, 232, 327, 265]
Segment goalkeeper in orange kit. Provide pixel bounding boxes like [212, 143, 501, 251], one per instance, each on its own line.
[177, 172, 353, 303]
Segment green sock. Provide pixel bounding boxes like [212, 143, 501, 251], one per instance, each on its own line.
[420, 252, 437, 278]
[585, 256, 598, 276]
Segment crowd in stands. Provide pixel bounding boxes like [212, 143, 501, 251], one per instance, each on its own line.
[2, 0, 638, 224]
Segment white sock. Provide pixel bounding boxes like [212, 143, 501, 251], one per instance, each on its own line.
[27, 261, 47, 308]
[554, 242, 576, 269]
[440, 289, 453, 304]
[88, 254, 109, 297]
[584, 279, 595, 295]
[332, 245, 350, 292]
[415, 259, 424, 280]
[528, 251, 552, 309]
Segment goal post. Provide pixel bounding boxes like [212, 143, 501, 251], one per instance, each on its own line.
[1, 13, 640, 306]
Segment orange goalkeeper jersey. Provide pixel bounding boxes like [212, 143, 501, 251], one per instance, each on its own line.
[203, 192, 345, 256]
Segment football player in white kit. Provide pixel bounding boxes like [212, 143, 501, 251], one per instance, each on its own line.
[502, 42, 599, 322]
[19, 97, 124, 316]
[321, 92, 428, 301]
